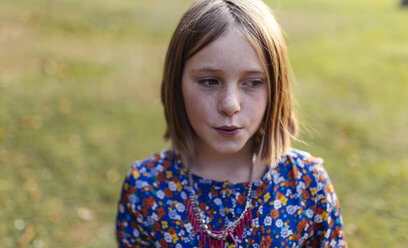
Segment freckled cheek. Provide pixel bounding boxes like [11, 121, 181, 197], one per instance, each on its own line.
[183, 91, 213, 123]
[248, 94, 268, 120]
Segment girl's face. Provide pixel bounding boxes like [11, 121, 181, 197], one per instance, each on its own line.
[182, 27, 268, 158]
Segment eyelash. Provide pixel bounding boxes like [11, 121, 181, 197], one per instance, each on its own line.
[198, 78, 219, 86]
[244, 80, 263, 87]
[197, 78, 264, 87]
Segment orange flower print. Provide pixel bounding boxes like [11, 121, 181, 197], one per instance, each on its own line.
[271, 209, 279, 219]
[302, 175, 312, 188]
[261, 235, 273, 247]
[164, 188, 173, 198]
[301, 189, 310, 200]
[237, 193, 246, 205]
[210, 187, 219, 197]
[157, 207, 165, 220]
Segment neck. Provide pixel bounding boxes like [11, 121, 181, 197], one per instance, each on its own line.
[188, 146, 266, 184]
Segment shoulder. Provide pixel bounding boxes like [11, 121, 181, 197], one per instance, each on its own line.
[124, 149, 182, 192]
[129, 149, 178, 176]
[275, 148, 326, 181]
[285, 148, 324, 171]
[273, 148, 332, 203]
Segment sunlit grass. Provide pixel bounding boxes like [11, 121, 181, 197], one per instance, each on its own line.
[0, 0, 407, 247]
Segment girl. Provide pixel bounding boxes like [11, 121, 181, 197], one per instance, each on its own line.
[116, 0, 346, 247]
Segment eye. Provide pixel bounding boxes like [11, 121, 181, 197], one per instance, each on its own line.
[197, 78, 219, 87]
[243, 79, 263, 87]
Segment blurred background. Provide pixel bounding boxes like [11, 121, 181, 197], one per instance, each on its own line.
[0, 0, 407, 247]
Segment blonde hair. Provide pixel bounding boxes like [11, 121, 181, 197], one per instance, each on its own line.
[161, 0, 297, 165]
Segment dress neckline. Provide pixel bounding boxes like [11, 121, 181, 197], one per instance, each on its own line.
[168, 149, 277, 188]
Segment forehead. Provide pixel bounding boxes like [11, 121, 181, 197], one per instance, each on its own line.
[184, 27, 265, 75]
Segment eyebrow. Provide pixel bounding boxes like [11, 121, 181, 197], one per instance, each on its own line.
[191, 67, 222, 73]
[191, 67, 266, 76]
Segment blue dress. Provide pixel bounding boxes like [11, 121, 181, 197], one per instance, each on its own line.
[116, 149, 346, 247]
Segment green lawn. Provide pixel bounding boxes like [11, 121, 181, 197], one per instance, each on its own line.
[1, 0, 407, 247]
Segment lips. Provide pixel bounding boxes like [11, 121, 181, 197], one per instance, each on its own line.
[214, 126, 241, 137]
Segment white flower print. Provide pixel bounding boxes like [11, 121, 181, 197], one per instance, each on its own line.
[168, 181, 177, 191]
[189, 231, 195, 240]
[298, 181, 306, 190]
[273, 173, 284, 184]
[129, 194, 139, 205]
[274, 200, 282, 209]
[317, 181, 324, 191]
[176, 202, 185, 212]
[214, 198, 222, 206]
[275, 219, 283, 228]
[119, 204, 125, 213]
[316, 194, 325, 202]
[306, 209, 314, 218]
[132, 229, 140, 237]
[164, 232, 172, 242]
[169, 209, 180, 220]
[325, 229, 331, 239]
[152, 213, 158, 221]
[136, 180, 147, 189]
[314, 214, 323, 223]
[146, 216, 154, 226]
[264, 216, 272, 226]
[219, 207, 225, 216]
[296, 171, 302, 180]
[326, 192, 333, 203]
[280, 225, 293, 238]
[286, 205, 297, 215]
[299, 236, 306, 245]
[253, 217, 260, 227]
[258, 204, 263, 215]
[156, 190, 165, 199]
[185, 222, 193, 233]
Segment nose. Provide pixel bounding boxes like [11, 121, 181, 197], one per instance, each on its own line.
[218, 85, 241, 116]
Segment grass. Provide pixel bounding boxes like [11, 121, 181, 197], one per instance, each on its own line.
[0, 0, 407, 247]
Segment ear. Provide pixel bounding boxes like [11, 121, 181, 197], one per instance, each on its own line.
[254, 123, 266, 147]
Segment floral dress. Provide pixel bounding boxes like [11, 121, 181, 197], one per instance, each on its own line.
[116, 149, 346, 247]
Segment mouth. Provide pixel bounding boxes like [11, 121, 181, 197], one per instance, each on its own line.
[214, 126, 241, 137]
